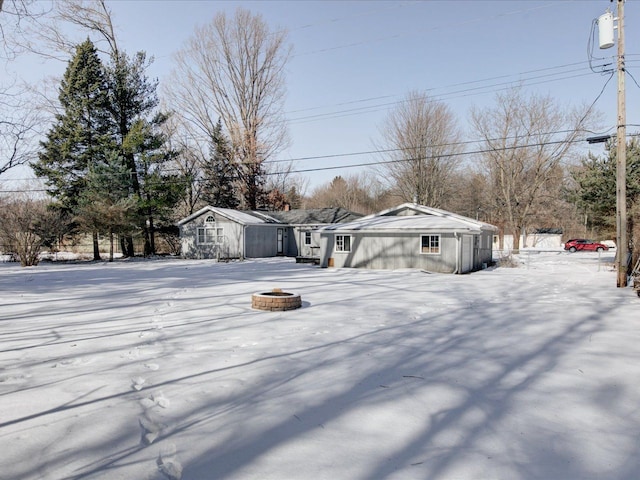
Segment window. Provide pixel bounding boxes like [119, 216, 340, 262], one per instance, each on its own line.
[197, 227, 224, 244]
[421, 234, 440, 254]
[335, 235, 351, 252]
[304, 232, 312, 245]
[205, 215, 215, 223]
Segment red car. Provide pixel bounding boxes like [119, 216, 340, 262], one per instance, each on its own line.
[564, 239, 609, 252]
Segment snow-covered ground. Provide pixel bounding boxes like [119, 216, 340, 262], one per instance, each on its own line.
[1, 251, 639, 480]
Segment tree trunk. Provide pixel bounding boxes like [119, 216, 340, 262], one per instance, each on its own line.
[109, 230, 114, 262]
[511, 226, 521, 254]
[123, 236, 134, 257]
[143, 225, 152, 257]
[92, 231, 101, 261]
[148, 215, 156, 256]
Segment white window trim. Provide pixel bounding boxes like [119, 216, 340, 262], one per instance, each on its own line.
[335, 234, 352, 253]
[420, 234, 441, 255]
[197, 226, 224, 245]
[304, 231, 312, 245]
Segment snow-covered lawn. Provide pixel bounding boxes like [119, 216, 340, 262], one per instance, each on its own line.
[2, 252, 639, 480]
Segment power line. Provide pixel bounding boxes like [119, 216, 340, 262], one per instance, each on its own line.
[286, 62, 604, 125]
[0, 125, 612, 185]
[290, 1, 562, 59]
[0, 134, 611, 194]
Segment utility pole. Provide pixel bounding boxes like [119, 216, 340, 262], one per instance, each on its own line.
[596, 1, 628, 286]
[616, 0, 628, 287]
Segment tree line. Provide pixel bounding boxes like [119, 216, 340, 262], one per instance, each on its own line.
[1, 2, 295, 264]
[0, 0, 638, 270]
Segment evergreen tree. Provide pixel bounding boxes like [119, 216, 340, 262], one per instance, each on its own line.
[126, 118, 186, 255]
[570, 138, 640, 245]
[34, 39, 112, 203]
[74, 151, 138, 262]
[33, 39, 113, 260]
[106, 51, 182, 256]
[285, 185, 303, 209]
[201, 119, 239, 208]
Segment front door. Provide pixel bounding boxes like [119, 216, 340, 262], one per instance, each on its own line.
[277, 228, 284, 255]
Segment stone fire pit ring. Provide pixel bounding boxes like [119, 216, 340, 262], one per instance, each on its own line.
[252, 288, 302, 311]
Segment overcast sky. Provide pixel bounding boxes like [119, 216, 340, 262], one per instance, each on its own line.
[4, 0, 639, 192]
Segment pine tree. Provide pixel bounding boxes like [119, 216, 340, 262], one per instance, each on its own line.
[74, 152, 138, 262]
[126, 117, 186, 255]
[34, 39, 113, 260]
[35, 39, 112, 207]
[201, 119, 239, 208]
[571, 139, 640, 239]
[106, 51, 182, 256]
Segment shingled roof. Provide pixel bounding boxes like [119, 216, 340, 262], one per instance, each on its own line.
[266, 207, 363, 225]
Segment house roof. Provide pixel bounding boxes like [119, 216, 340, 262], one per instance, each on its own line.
[176, 206, 282, 226]
[534, 228, 563, 235]
[177, 206, 362, 227]
[321, 203, 498, 233]
[266, 207, 363, 225]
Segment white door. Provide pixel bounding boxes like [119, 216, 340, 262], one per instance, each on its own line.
[462, 235, 473, 273]
[277, 228, 284, 255]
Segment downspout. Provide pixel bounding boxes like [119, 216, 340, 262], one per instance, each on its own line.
[453, 232, 460, 274]
[241, 224, 246, 261]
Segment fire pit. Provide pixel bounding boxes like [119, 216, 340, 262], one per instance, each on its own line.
[252, 288, 302, 311]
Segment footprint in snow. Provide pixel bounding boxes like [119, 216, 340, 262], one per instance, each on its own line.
[139, 415, 163, 445]
[122, 347, 140, 359]
[0, 372, 32, 383]
[157, 444, 182, 480]
[131, 376, 146, 391]
[145, 363, 160, 371]
[152, 392, 170, 409]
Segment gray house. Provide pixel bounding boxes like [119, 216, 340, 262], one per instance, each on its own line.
[177, 206, 282, 259]
[267, 208, 362, 259]
[177, 206, 361, 260]
[318, 203, 497, 273]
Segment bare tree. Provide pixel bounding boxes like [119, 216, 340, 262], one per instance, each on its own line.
[0, 0, 50, 59]
[307, 172, 389, 214]
[160, 114, 204, 216]
[0, 192, 49, 266]
[0, 92, 43, 175]
[0, 1, 50, 176]
[10, 0, 117, 60]
[470, 87, 597, 252]
[446, 167, 492, 221]
[167, 7, 291, 209]
[377, 90, 462, 208]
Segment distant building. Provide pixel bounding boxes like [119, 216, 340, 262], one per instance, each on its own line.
[498, 228, 563, 251]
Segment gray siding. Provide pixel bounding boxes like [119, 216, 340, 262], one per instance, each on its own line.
[320, 230, 494, 273]
[244, 226, 283, 257]
[180, 213, 244, 259]
[321, 232, 459, 273]
[291, 227, 322, 258]
[475, 231, 494, 269]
